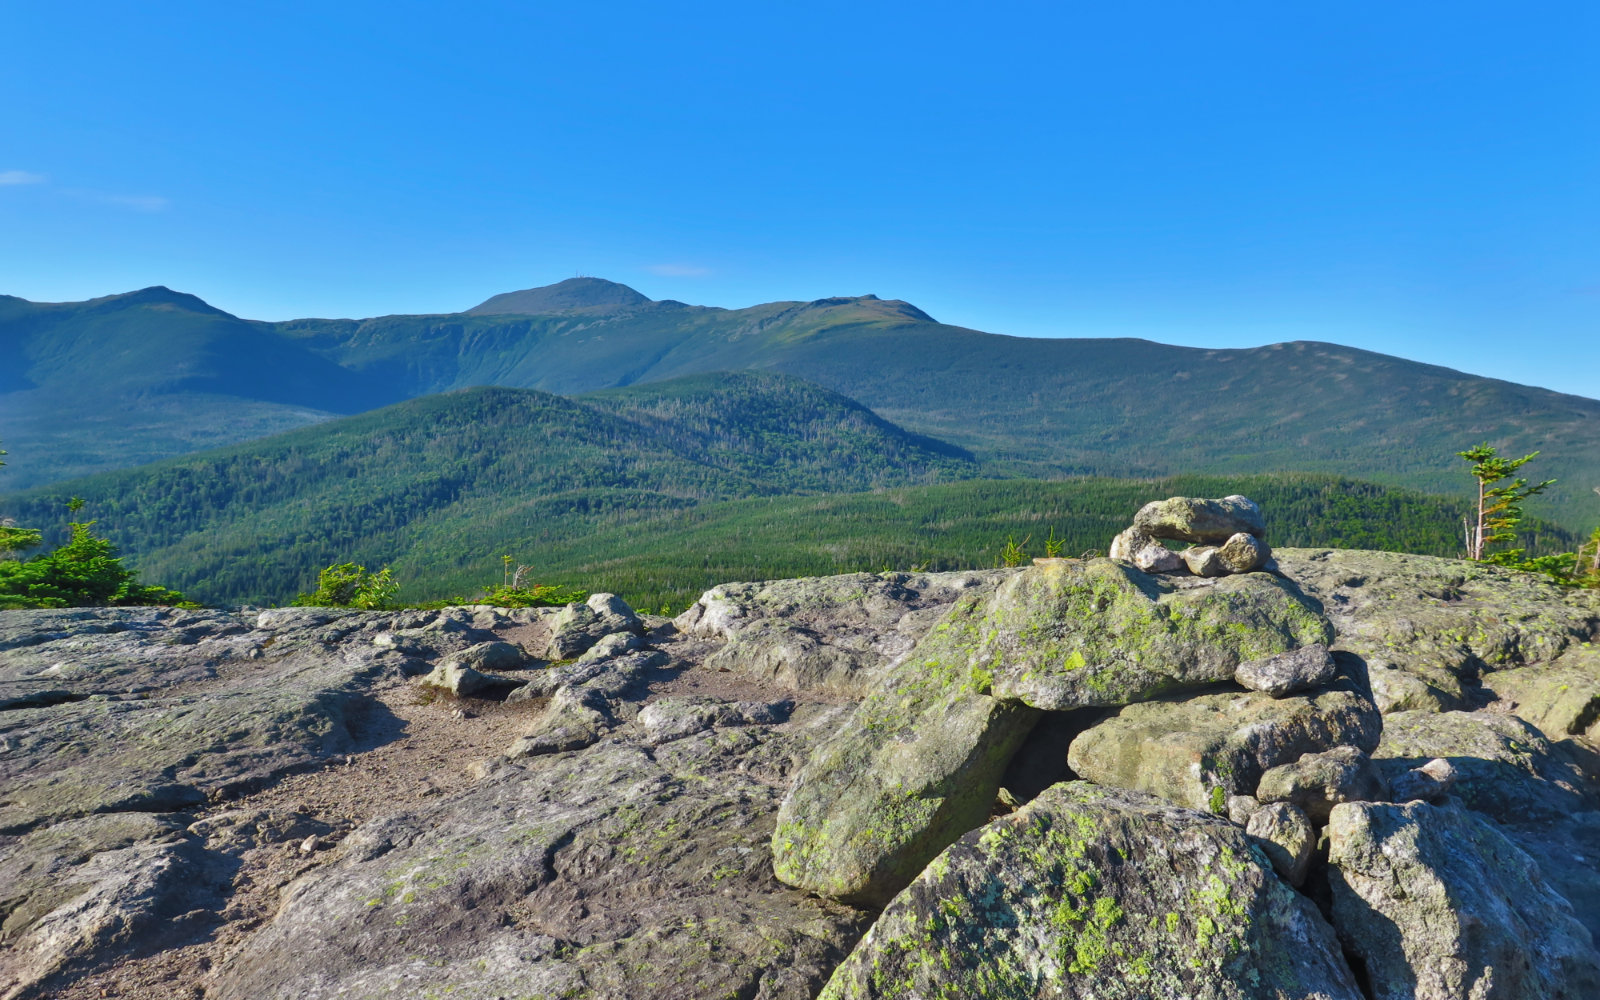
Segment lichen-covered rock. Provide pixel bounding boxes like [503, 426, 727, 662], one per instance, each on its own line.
[1217, 531, 1271, 573]
[576, 630, 646, 663]
[973, 558, 1331, 711]
[1275, 549, 1600, 714]
[1235, 643, 1338, 697]
[681, 571, 1006, 697]
[771, 649, 1037, 905]
[1067, 679, 1381, 812]
[1108, 527, 1183, 574]
[1246, 802, 1315, 886]
[1327, 800, 1600, 1000]
[1483, 648, 1600, 740]
[1371, 710, 1595, 823]
[1255, 745, 1388, 822]
[1132, 495, 1267, 544]
[819, 782, 1361, 1000]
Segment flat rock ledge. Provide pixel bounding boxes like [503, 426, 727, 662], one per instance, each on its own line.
[5, 545, 1600, 1000]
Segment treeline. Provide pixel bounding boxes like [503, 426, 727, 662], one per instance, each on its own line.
[10, 472, 1571, 611]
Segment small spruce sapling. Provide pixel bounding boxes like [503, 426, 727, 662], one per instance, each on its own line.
[999, 534, 1031, 568]
[1457, 444, 1555, 562]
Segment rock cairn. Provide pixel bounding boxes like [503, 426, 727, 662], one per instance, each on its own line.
[1109, 493, 1273, 576]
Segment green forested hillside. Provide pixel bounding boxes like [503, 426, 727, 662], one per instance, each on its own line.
[5, 278, 1600, 531]
[3, 389, 1575, 612]
[0, 372, 978, 603]
[369, 473, 1578, 612]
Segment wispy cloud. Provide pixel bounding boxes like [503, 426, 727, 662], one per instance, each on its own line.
[645, 263, 713, 278]
[0, 170, 47, 186]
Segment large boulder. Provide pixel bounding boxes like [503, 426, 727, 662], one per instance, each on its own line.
[770, 645, 1038, 906]
[1132, 495, 1267, 544]
[1067, 679, 1381, 812]
[1327, 800, 1600, 1000]
[819, 782, 1361, 1000]
[976, 558, 1332, 710]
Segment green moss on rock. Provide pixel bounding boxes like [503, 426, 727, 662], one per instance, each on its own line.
[980, 559, 1332, 710]
[819, 782, 1361, 1000]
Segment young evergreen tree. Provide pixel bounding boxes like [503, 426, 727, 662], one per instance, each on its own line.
[1457, 444, 1556, 561]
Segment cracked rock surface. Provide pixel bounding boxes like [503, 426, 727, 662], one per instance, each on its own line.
[6, 550, 1600, 1000]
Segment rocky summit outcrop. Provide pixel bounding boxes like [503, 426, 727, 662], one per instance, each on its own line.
[6, 541, 1600, 999]
[772, 555, 1329, 906]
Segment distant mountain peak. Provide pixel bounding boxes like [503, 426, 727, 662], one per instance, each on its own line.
[801, 294, 935, 323]
[466, 277, 653, 316]
[81, 286, 230, 315]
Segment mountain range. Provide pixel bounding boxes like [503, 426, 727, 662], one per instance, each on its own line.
[4, 277, 1595, 525]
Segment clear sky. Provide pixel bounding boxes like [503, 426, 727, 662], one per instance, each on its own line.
[5, 2, 1597, 397]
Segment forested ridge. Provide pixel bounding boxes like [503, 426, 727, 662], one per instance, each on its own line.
[6, 280, 1600, 531]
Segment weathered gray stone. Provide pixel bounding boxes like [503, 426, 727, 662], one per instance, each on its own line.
[1327, 800, 1600, 1000]
[1388, 757, 1458, 803]
[1218, 531, 1271, 573]
[637, 696, 791, 745]
[1235, 643, 1338, 697]
[1275, 548, 1600, 714]
[505, 685, 618, 758]
[1256, 745, 1388, 822]
[682, 570, 1007, 697]
[447, 640, 528, 672]
[1371, 710, 1595, 823]
[819, 782, 1361, 1000]
[418, 660, 526, 698]
[544, 593, 644, 660]
[1247, 802, 1315, 886]
[1483, 648, 1600, 740]
[771, 658, 1037, 906]
[1226, 794, 1262, 825]
[210, 724, 864, 1000]
[1067, 681, 1381, 812]
[974, 558, 1332, 711]
[1181, 545, 1229, 577]
[1109, 526, 1183, 573]
[576, 630, 645, 663]
[1133, 494, 1267, 544]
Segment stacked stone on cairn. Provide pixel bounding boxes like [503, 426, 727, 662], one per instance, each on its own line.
[1109, 494, 1273, 576]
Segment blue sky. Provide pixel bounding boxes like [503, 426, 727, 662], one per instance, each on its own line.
[5, 2, 1598, 397]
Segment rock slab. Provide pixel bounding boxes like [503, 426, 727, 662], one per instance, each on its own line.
[1327, 800, 1600, 1000]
